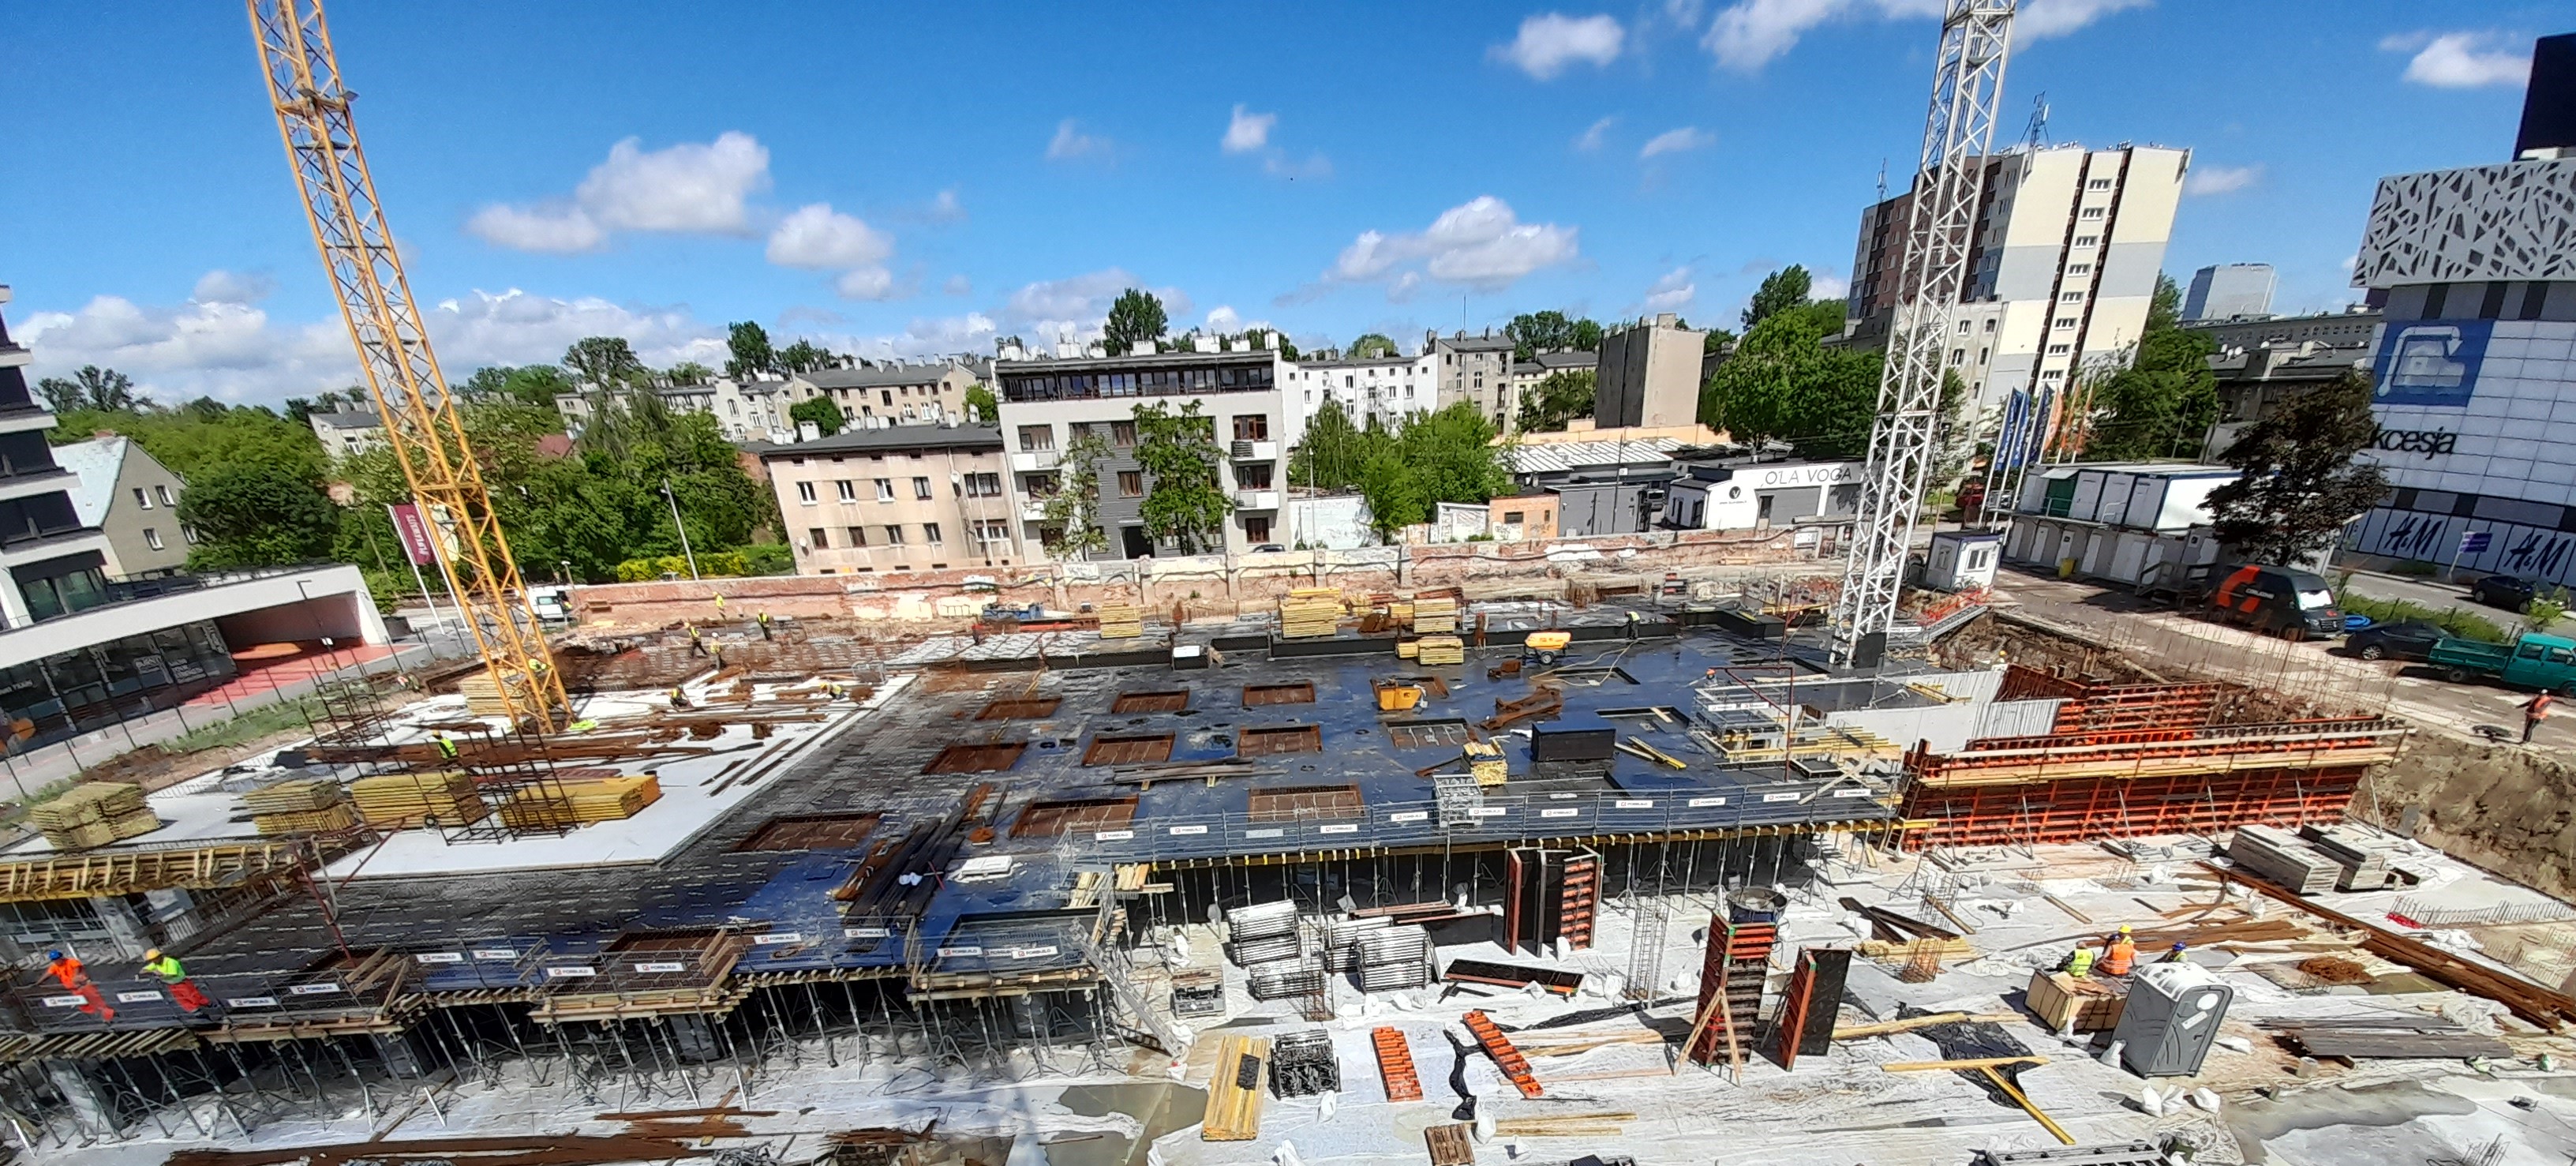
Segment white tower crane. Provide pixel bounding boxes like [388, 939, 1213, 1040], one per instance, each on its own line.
[1830, 0, 2018, 669]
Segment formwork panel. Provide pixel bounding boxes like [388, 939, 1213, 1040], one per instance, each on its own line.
[1084, 733, 1175, 766]
[1899, 765, 2368, 849]
[1238, 725, 1323, 757]
[1013, 797, 1140, 837]
[1245, 682, 1317, 707]
[1112, 690, 1190, 714]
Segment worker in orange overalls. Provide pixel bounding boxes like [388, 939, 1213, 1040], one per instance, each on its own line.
[2099, 925, 2137, 976]
[44, 950, 114, 1023]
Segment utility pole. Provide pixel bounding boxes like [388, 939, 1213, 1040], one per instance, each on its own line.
[1831, 0, 2017, 670]
[663, 478, 701, 580]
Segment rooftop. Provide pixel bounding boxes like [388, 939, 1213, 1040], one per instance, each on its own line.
[51, 435, 127, 527]
[306, 410, 381, 429]
[1508, 435, 1684, 474]
[805, 363, 974, 390]
[758, 423, 1003, 459]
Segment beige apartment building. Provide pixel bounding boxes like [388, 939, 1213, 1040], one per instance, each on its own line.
[760, 426, 1026, 575]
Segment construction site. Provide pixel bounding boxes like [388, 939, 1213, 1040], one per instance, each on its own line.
[15, 2, 2576, 1164]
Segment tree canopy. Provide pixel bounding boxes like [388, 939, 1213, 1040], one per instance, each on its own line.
[1132, 400, 1232, 554]
[459, 364, 577, 407]
[788, 396, 845, 437]
[962, 384, 998, 426]
[726, 321, 777, 380]
[1743, 265, 1815, 332]
[778, 339, 831, 373]
[1514, 369, 1597, 433]
[2080, 273, 2218, 460]
[36, 366, 141, 414]
[176, 461, 340, 570]
[564, 336, 646, 389]
[2204, 369, 2387, 565]
[1349, 333, 1399, 359]
[1698, 301, 1881, 458]
[1505, 310, 1604, 361]
[1103, 289, 1168, 355]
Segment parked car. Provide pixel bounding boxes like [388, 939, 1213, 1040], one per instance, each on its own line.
[2472, 573, 2537, 610]
[1248, 543, 1288, 553]
[2346, 619, 2447, 662]
[2192, 564, 2346, 640]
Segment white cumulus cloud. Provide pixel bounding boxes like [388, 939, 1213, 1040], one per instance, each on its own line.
[834, 268, 900, 301]
[1002, 269, 1193, 341]
[1493, 13, 1626, 80]
[1223, 105, 1277, 154]
[1641, 268, 1697, 313]
[766, 204, 893, 270]
[1705, 0, 2144, 71]
[1640, 127, 1715, 159]
[2383, 30, 2532, 88]
[191, 270, 275, 306]
[1293, 197, 1580, 304]
[2184, 163, 2263, 197]
[1046, 119, 1110, 161]
[468, 132, 772, 253]
[1574, 116, 1617, 152]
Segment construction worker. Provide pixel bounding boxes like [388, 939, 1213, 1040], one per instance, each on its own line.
[668, 687, 691, 710]
[142, 949, 209, 1014]
[45, 950, 112, 1023]
[757, 611, 773, 641]
[686, 623, 708, 658]
[2524, 692, 2555, 744]
[2100, 925, 2138, 977]
[432, 733, 459, 763]
[2061, 945, 2096, 979]
[2159, 941, 2192, 965]
[826, 681, 847, 702]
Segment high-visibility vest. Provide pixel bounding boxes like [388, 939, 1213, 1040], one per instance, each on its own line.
[2101, 937, 2136, 975]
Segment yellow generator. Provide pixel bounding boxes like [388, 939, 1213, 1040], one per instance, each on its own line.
[1375, 679, 1426, 712]
[1522, 630, 1573, 665]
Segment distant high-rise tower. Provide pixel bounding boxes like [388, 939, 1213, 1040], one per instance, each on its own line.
[2181, 264, 2277, 322]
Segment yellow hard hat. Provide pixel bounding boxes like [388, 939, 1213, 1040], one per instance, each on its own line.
[144, 948, 162, 960]
[2117, 924, 2132, 935]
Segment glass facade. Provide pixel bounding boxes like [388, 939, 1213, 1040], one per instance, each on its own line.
[999, 358, 1275, 403]
[13, 551, 109, 623]
[0, 620, 236, 751]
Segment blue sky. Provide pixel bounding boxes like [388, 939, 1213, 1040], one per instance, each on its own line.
[2, 0, 2564, 404]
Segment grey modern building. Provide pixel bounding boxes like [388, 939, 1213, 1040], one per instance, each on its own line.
[2181, 308, 2384, 352]
[1505, 437, 1683, 537]
[2181, 264, 2277, 322]
[993, 347, 1289, 557]
[1592, 313, 1705, 429]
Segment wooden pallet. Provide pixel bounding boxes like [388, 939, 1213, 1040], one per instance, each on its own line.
[1372, 1026, 1422, 1101]
[1425, 1123, 1474, 1166]
[1201, 1034, 1271, 1141]
[1462, 1010, 1543, 1098]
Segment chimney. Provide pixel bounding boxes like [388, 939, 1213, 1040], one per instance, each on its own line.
[93, 429, 118, 441]
[1655, 313, 1679, 328]
[797, 420, 822, 442]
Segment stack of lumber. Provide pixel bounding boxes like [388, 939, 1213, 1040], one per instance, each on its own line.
[2298, 823, 2402, 891]
[457, 672, 513, 717]
[1200, 1034, 1271, 1141]
[1465, 740, 1507, 787]
[2229, 825, 2341, 894]
[1414, 635, 1464, 666]
[33, 782, 159, 849]
[2260, 1014, 2512, 1060]
[1279, 589, 1345, 639]
[500, 774, 660, 830]
[1095, 602, 1143, 639]
[350, 771, 488, 828]
[244, 779, 359, 837]
[1412, 592, 1458, 634]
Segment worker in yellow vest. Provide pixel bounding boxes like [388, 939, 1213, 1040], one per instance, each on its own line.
[2063, 946, 2095, 979]
[2099, 925, 2137, 976]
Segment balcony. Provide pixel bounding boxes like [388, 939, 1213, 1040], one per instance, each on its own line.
[1020, 500, 1052, 522]
[1010, 448, 1061, 473]
[1229, 440, 1279, 462]
[1232, 489, 1281, 511]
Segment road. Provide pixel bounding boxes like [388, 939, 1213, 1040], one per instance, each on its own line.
[1988, 568, 2572, 750]
[2337, 568, 2535, 627]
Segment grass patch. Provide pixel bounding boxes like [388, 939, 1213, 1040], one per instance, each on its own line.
[2337, 593, 2509, 643]
[2389, 560, 2442, 577]
[148, 696, 328, 758]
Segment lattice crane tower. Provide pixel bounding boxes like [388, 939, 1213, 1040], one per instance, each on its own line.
[248, 0, 570, 726]
[1830, 0, 2018, 669]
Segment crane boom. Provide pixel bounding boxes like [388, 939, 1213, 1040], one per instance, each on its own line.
[248, 0, 569, 726]
[1830, 0, 2016, 669]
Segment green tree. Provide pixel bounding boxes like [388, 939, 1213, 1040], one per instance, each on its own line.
[1515, 370, 1597, 433]
[1505, 310, 1601, 361]
[53, 397, 327, 481]
[726, 321, 777, 380]
[1241, 328, 1300, 360]
[962, 384, 998, 426]
[1572, 318, 1604, 351]
[460, 365, 577, 407]
[667, 362, 713, 387]
[1039, 429, 1110, 559]
[1743, 265, 1814, 331]
[1398, 402, 1511, 504]
[35, 376, 85, 414]
[778, 339, 831, 373]
[2204, 369, 2388, 565]
[1702, 328, 1737, 353]
[2147, 272, 2183, 332]
[1698, 303, 1882, 457]
[177, 461, 340, 568]
[788, 396, 845, 437]
[1103, 288, 1169, 356]
[1360, 448, 1428, 540]
[2084, 329, 2220, 461]
[564, 336, 646, 389]
[1349, 333, 1399, 359]
[1285, 398, 1387, 492]
[1131, 400, 1232, 554]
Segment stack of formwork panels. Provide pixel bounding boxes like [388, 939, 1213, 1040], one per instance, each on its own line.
[1226, 900, 1301, 965]
[1248, 958, 1328, 1001]
[1415, 635, 1465, 666]
[244, 779, 359, 836]
[1354, 926, 1431, 992]
[1687, 916, 1775, 1066]
[1412, 591, 1459, 635]
[2298, 824, 2400, 891]
[2228, 825, 2341, 894]
[1095, 602, 1144, 639]
[1324, 916, 1393, 971]
[350, 771, 486, 828]
[34, 783, 159, 849]
[1279, 590, 1345, 638]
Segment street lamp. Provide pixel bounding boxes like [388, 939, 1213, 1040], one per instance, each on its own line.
[662, 478, 702, 580]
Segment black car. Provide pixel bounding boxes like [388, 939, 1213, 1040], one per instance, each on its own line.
[2473, 574, 2537, 610]
[2346, 619, 2447, 662]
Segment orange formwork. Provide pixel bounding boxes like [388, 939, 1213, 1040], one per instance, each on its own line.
[1995, 665, 2220, 733]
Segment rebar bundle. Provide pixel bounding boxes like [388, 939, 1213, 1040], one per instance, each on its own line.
[1268, 1029, 1341, 1097]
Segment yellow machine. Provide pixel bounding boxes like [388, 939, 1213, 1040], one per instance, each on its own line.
[1375, 680, 1426, 712]
[1522, 631, 1573, 665]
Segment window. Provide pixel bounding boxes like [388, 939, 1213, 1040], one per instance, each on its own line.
[1956, 320, 1972, 336]
[2060, 291, 2084, 302]
[847, 525, 868, 546]
[1018, 426, 1054, 452]
[2056, 316, 2079, 328]
[2073, 234, 2099, 247]
[1950, 349, 1966, 366]
[2080, 207, 2105, 220]
[883, 524, 907, 545]
[808, 527, 830, 548]
[133, 487, 154, 510]
[1118, 471, 1144, 497]
[182, 527, 199, 545]
[1233, 414, 1270, 441]
[155, 486, 174, 507]
[911, 476, 931, 500]
[2040, 369, 2064, 381]
[835, 479, 856, 502]
[973, 519, 1010, 545]
[2047, 343, 2072, 356]
[2066, 263, 2092, 275]
[1977, 347, 1989, 362]
[963, 472, 1002, 497]
[1243, 516, 1271, 542]
[1503, 511, 1525, 523]
[1110, 421, 1136, 446]
[874, 478, 894, 501]
[1235, 463, 1274, 489]
[2086, 178, 2112, 191]
[796, 482, 818, 504]
[881, 389, 894, 407]
[144, 528, 163, 551]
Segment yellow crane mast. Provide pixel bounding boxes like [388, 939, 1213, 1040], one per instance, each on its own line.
[247, 0, 568, 727]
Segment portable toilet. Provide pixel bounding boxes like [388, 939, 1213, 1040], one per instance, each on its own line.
[2110, 962, 2234, 1078]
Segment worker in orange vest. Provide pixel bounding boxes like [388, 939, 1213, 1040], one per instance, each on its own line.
[2524, 692, 2555, 744]
[2099, 925, 2137, 976]
[44, 950, 113, 1023]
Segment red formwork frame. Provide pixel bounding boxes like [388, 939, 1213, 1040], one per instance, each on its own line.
[1898, 763, 2372, 849]
[1994, 665, 2221, 733]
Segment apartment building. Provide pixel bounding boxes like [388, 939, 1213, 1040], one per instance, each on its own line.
[1286, 351, 1435, 431]
[56, 434, 190, 576]
[1593, 314, 1705, 429]
[993, 347, 1288, 557]
[761, 426, 1022, 575]
[804, 358, 986, 429]
[1507, 350, 1599, 415]
[1849, 142, 2188, 414]
[1427, 329, 1518, 429]
[308, 409, 386, 457]
[2181, 263, 2278, 322]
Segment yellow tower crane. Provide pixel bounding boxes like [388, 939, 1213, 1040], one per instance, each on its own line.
[247, 0, 569, 728]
